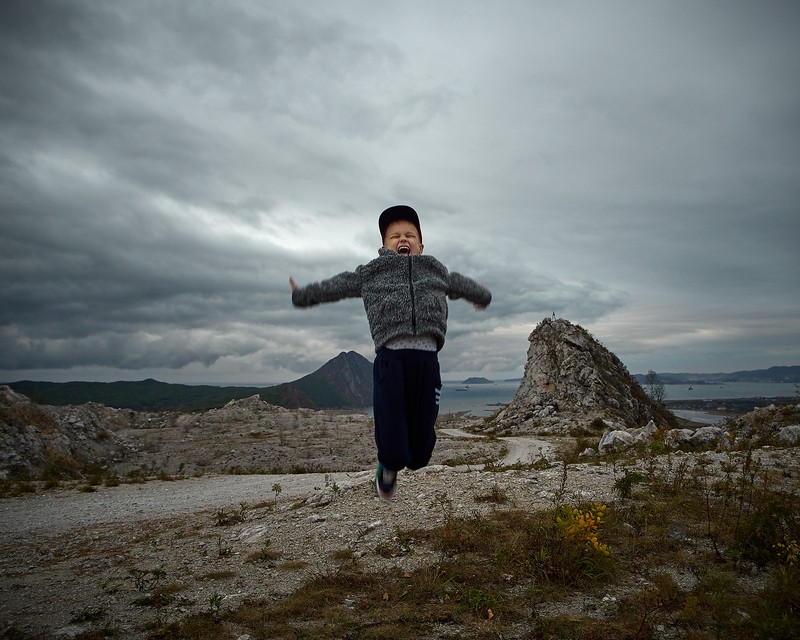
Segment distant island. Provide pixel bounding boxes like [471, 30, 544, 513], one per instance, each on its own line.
[461, 377, 494, 385]
[634, 365, 800, 385]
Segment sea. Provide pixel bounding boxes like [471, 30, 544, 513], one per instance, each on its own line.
[433, 380, 797, 424]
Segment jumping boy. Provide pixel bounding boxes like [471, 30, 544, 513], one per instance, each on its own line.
[290, 205, 491, 499]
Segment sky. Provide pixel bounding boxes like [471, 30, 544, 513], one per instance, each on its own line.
[1, 1, 799, 386]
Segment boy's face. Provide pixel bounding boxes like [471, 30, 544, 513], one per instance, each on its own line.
[383, 220, 423, 255]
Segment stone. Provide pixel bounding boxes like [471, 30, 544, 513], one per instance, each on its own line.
[777, 425, 800, 445]
[598, 430, 635, 452]
[689, 426, 724, 447]
[664, 429, 694, 448]
[630, 420, 658, 444]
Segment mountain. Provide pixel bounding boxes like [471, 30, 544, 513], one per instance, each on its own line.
[5, 351, 373, 411]
[491, 317, 676, 435]
[269, 351, 373, 409]
[634, 365, 800, 385]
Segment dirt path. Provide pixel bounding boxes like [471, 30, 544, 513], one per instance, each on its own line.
[497, 436, 557, 466]
[439, 428, 558, 466]
[0, 470, 371, 535]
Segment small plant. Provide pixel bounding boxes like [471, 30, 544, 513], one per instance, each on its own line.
[0, 480, 37, 498]
[69, 605, 106, 623]
[375, 530, 415, 558]
[551, 459, 570, 506]
[246, 539, 281, 563]
[556, 502, 610, 556]
[330, 546, 357, 563]
[129, 567, 166, 592]
[216, 536, 232, 558]
[272, 482, 282, 505]
[125, 468, 148, 484]
[430, 492, 454, 526]
[775, 537, 799, 566]
[103, 473, 120, 487]
[213, 502, 248, 526]
[474, 484, 508, 504]
[133, 583, 183, 609]
[614, 468, 644, 499]
[208, 591, 224, 622]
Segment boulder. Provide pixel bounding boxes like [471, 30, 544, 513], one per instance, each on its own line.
[689, 426, 724, 448]
[664, 429, 694, 448]
[598, 430, 634, 452]
[777, 425, 800, 446]
[630, 420, 657, 444]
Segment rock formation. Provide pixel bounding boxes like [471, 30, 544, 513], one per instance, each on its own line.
[0, 385, 135, 479]
[593, 402, 800, 454]
[489, 318, 676, 435]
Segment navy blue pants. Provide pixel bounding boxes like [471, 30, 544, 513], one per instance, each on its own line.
[373, 348, 441, 471]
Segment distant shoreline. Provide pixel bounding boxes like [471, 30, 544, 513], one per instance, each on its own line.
[665, 395, 796, 415]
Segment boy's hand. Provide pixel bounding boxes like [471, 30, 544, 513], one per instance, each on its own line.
[289, 276, 298, 292]
[473, 283, 488, 310]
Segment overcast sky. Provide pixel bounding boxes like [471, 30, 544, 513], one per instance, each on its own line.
[1, 1, 798, 385]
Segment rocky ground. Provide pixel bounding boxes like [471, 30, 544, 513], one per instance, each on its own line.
[1, 393, 798, 639]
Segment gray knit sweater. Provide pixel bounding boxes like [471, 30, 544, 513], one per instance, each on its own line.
[292, 248, 492, 352]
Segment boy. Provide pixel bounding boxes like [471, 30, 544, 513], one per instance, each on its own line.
[290, 205, 491, 499]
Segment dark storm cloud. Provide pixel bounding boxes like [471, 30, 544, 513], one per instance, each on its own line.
[1, 1, 798, 383]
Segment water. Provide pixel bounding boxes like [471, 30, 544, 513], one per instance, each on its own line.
[664, 382, 797, 425]
[437, 381, 797, 419]
[670, 410, 725, 425]
[662, 382, 797, 401]
[361, 381, 797, 419]
[438, 380, 520, 417]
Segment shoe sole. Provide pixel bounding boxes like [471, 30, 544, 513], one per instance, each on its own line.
[374, 474, 395, 501]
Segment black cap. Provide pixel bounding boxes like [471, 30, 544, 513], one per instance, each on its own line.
[378, 205, 422, 243]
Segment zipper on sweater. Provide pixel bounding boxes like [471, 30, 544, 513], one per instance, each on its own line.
[408, 256, 417, 334]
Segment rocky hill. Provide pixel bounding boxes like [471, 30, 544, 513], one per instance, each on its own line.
[489, 317, 676, 435]
[272, 350, 373, 409]
[0, 383, 387, 481]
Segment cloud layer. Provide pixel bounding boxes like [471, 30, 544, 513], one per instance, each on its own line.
[2, 1, 798, 383]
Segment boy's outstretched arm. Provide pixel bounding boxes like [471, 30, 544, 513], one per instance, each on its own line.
[447, 272, 492, 310]
[289, 270, 363, 307]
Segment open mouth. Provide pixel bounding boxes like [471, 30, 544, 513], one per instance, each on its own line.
[397, 245, 411, 255]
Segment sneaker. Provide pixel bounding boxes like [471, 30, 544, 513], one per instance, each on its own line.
[374, 463, 397, 500]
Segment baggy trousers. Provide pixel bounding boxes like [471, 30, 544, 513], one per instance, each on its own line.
[373, 348, 441, 472]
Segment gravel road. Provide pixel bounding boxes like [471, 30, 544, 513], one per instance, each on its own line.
[0, 470, 371, 535]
